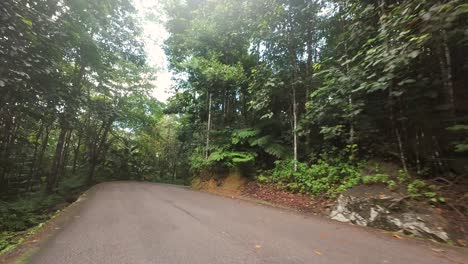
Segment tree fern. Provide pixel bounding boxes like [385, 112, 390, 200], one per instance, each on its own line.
[250, 135, 290, 159]
[231, 128, 261, 144]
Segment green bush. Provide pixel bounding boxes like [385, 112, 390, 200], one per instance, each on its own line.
[397, 169, 410, 183]
[0, 178, 86, 252]
[265, 156, 362, 198]
[363, 173, 397, 190]
[0, 193, 62, 234]
[407, 179, 444, 202]
[257, 175, 269, 183]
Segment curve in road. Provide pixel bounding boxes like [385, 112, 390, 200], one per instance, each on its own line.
[28, 182, 467, 264]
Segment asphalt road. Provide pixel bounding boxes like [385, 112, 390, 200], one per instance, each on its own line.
[29, 182, 467, 264]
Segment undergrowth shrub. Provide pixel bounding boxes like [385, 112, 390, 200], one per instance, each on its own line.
[0, 176, 87, 252]
[263, 145, 363, 197]
[407, 179, 444, 203]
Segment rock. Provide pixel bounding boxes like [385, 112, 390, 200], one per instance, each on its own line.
[330, 185, 451, 242]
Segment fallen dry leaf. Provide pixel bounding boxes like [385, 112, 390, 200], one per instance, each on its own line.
[255, 244, 262, 249]
[457, 239, 467, 247]
[431, 248, 445, 253]
[379, 194, 386, 199]
[314, 250, 323, 255]
[392, 234, 403, 239]
[319, 233, 327, 239]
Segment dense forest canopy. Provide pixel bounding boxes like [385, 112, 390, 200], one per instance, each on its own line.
[0, 0, 186, 198]
[0, 0, 467, 215]
[162, 0, 468, 186]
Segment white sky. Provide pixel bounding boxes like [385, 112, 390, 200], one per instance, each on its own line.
[134, 0, 173, 102]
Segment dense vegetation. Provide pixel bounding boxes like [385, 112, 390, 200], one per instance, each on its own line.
[0, 0, 187, 251]
[163, 0, 468, 197]
[1, 0, 467, 253]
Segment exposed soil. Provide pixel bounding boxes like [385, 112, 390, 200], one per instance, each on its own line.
[431, 177, 468, 247]
[242, 182, 330, 214]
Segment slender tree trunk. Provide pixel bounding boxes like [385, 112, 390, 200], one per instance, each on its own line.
[305, 30, 313, 99]
[172, 161, 177, 183]
[395, 127, 408, 174]
[205, 92, 212, 159]
[30, 126, 49, 191]
[56, 129, 73, 187]
[222, 83, 227, 127]
[380, 0, 408, 174]
[293, 86, 298, 172]
[0, 112, 13, 192]
[440, 30, 456, 121]
[47, 47, 86, 192]
[72, 132, 82, 174]
[349, 97, 355, 143]
[87, 120, 113, 185]
[345, 42, 354, 144]
[47, 126, 68, 193]
[415, 130, 422, 175]
[27, 123, 44, 190]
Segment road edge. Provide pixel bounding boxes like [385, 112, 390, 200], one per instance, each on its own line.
[0, 188, 93, 264]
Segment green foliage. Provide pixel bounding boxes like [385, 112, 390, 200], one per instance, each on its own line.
[407, 180, 445, 203]
[0, 176, 87, 252]
[189, 149, 211, 172]
[397, 169, 410, 184]
[257, 175, 269, 184]
[208, 150, 256, 167]
[231, 128, 290, 159]
[447, 125, 468, 152]
[0, 194, 58, 251]
[362, 173, 396, 190]
[265, 157, 362, 198]
[363, 173, 390, 184]
[0, 0, 161, 194]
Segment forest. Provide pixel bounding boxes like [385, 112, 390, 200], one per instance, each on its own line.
[1, 0, 468, 252]
[162, 0, 468, 197]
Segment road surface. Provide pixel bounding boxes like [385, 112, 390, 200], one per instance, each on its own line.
[28, 182, 467, 264]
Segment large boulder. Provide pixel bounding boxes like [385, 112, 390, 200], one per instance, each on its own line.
[330, 185, 451, 242]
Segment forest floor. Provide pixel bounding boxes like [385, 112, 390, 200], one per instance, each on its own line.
[242, 182, 331, 214]
[192, 174, 339, 215]
[0, 177, 88, 258]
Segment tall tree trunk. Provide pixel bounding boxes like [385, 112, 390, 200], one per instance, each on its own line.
[87, 120, 113, 185]
[345, 42, 354, 144]
[72, 132, 82, 174]
[395, 126, 408, 174]
[380, 0, 408, 174]
[222, 83, 227, 127]
[30, 126, 49, 191]
[27, 123, 44, 191]
[440, 30, 455, 122]
[0, 111, 13, 193]
[56, 129, 73, 187]
[305, 30, 313, 99]
[415, 130, 422, 175]
[47, 125, 68, 193]
[47, 47, 86, 192]
[293, 86, 298, 172]
[205, 92, 212, 159]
